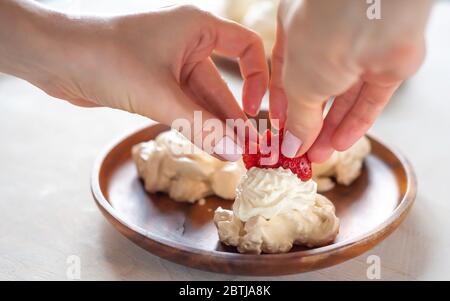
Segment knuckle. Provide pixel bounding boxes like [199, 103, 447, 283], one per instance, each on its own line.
[248, 30, 262, 43]
[339, 94, 356, 107]
[175, 4, 213, 22]
[372, 39, 425, 80]
[176, 4, 200, 14]
[350, 113, 373, 128]
[287, 112, 322, 133]
[272, 47, 284, 65]
[364, 95, 380, 107]
[285, 49, 357, 98]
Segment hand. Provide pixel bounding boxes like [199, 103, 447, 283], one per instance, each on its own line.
[0, 2, 269, 161]
[268, 0, 432, 162]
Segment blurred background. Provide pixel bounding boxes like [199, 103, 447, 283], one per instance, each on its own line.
[1, 0, 450, 280]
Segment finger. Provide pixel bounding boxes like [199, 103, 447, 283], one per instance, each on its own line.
[182, 58, 247, 121]
[280, 46, 358, 158]
[362, 38, 426, 85]
[269, 17, 288, 129]
[182, 58, 260, 144]
[210, 17, 269, 116]
[137, 78, 243, 162]
[332, 81, 401, 151]
[308, 81, 364, 162]
[281, 99, 324, 158]
[66, 98, 101, 108]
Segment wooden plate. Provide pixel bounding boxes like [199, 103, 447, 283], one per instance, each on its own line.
[91, 123, 416, 276]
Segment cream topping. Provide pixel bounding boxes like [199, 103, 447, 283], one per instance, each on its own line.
[233, 167, 317, 221]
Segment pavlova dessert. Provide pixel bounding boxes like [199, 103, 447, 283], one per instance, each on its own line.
[132, 128, 371, 254]
[132, 130, 245, 203]
[133, 129, 370, 200]
[313, 136, 371, 192]
[214, 130, 339, 254]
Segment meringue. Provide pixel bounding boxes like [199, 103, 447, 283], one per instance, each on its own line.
[313, 136, 371, 192]
[214, 167, 339, 254]
[132, 130, 245, 203]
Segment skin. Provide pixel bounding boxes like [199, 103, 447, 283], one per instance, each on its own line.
[0, 0, 433, 163]
[265, 0, 433, 162]
[0, 0, 269, 160]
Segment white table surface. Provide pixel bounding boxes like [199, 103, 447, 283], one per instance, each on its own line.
[1, 0, 450, 280]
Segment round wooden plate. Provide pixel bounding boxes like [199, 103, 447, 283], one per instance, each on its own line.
[91, 123, 416, 276]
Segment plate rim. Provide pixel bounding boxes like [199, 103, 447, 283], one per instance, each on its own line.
[91, 124, 417, 272]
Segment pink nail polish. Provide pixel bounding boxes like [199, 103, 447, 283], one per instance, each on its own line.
[213, 136, 243, 161]
[281, 131, 303, 158]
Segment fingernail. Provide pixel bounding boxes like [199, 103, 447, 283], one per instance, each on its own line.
[246, 103, 259, 117]
[281, 131, 303, 158]
[213, 136, 243, 161]
[252, 104, 260, 116]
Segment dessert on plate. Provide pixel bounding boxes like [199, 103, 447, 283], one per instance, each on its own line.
[132, 128, 371, 201]
[313, 137, 371, 192]
[132, 130, 245, 203]
[132, 128, 372, 254]
[214, 167, 339, 254]
[213, 130, 339, 254]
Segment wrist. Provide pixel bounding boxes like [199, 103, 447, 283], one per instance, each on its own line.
[0, 1, 76, 85]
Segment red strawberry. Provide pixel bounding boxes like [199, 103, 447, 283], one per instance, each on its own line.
[242, 128, 312, 181]
[290, 155, 312, 181]
[242, 132, 260, 169]
[258, 129, 280, 168]
[243, 152, 259, 169]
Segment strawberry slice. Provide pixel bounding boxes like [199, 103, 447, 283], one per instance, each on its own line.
[242, 128, 312, 181]
[258, 129, 281, 168]
[242, 133, 260, 169]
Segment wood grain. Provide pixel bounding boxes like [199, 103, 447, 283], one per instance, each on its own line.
[90, 117, 417, 276]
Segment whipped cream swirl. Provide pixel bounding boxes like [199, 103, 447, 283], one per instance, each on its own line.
[233, 167, 317, 221]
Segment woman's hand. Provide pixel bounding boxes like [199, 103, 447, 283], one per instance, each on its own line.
[0, 2, 269, 161]
[268, 0, 432, 162]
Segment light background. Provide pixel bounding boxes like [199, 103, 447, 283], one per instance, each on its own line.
[0, 0, 449, 280]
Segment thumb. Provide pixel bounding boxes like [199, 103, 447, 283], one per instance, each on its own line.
[280, 49, 357, 158]
[269, 16, 288, 129]
[280, 59, 329, 158]
[281, 97, 324, 158]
